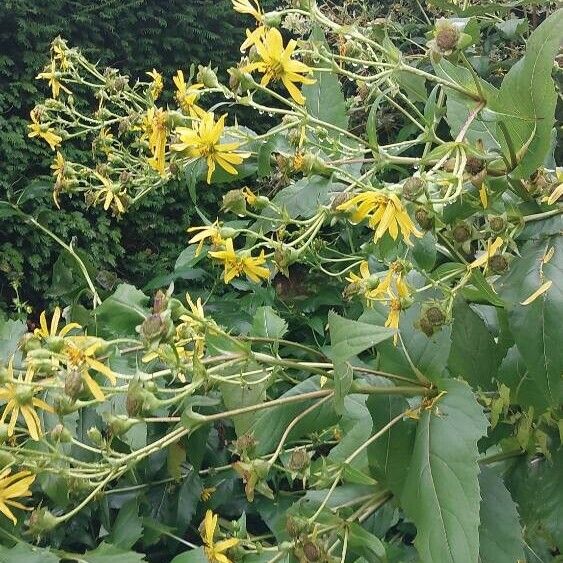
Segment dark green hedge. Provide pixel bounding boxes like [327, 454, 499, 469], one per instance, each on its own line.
[0, 0, 274, 312]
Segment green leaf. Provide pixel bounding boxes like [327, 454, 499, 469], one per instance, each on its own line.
[478, 467, 525, 563]
[464, 270, 504, 307]
[498, 236, 563, 409]
[0, 543, 59, 563]
[303, 28, 348, 131]
[505, 447, 563, 551]
[346, 522, 386, 561]
[109, 499, 143, 550]
[447, 300, 500, 390]
[250, 306, 288, 340]
[176, 472, 203, 534]
[93, 284, 149, 337]
[61, 542, 147, 562]
[363, 305, 451, 385]
[328, 310, 394, 364]
[491, 9, 563, 177]
[410, 232, 437, 271]
[332, 360, 353, 415]
[250, 378, 338, 455]
[0, 318, 26, 360]
[170, 548, 208, 563]
[367, 394, 415, 496]
[400, 380, 488, 563]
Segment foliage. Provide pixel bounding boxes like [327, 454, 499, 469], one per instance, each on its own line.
[0, 0, 273, 314]
[0, 0, 562, 562]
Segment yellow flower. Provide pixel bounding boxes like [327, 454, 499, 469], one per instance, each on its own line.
[171, 112, 250, 184]
[240, 25, 268, 52]
[209, 238, 270, 284]
[0, 358, 54, 441]
[201, 486, 216, 502]
[36, 59, 71, 98]
[28, 110, 62, 150]
[469, 237, 504, 270]
[53, 42, 70, 71]
[232, 0, 262, 20]
[62, 339, 117, 401]
[146, 69, 164, 100]
[143, 107, 168, 176]
[242, 187, 258, 205]
[34, 306, 81, 340]
[93, 172, 126, 214]
[173, 71, 206, 118]
[201, 510, 239, 563]
[245, 27, 315, 105]
[346, 260, 372, 285]
[0, 469, 35, 525]
[385, 298, 402, 345]
[51, 152, 65, 182]
[187, 220, 224, 256]
[337, 192, 422, 245]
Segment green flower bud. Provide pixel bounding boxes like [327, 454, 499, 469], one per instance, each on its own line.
[44, 335, 65, 353]
[87, 426, 103, 446]
[0, 448, 15, 464]
[489, 216, 506, 233]
[263, 10, 282, 27]
[196, 65, 219, 88]
[15, 385, 34, 405]
[51, 424, 72, 443]
[106, 414, 137, 436]
[27, 507, 59, 536]
[53, 393, 80, 415]
[434, 19, 460, 53]
[222, 189, 247, 216]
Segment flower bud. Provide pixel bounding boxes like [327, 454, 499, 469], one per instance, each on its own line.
[196, 65, 219, 88]
[415, 207, 433, 231]
[488, 216, 505, 233]
[263, 11, 282, 27]
[302, 540, 321, 561]
[44, 335, 65, 353]
[434, 19, 460, 53]
[425, 306, 446, 326]
[452, 223, 471, 243]
[402, 177, 425, 201]
[27, 507, 59, 536]
[106, 414, 136, 436]
[87, 426, 103, 446]
[222, 189, 247, 216]
[0, 449, 14, 464]
[465, 156, 485, 175]
[153, 289, 168, 314]
[51, 424, 72, 443]
[288, 448, 309, 471]
[53, 393, 80, 415]
[140, 313, 167, 342]
[488, 254, 509, 274]
[19, 333, 42, 354]
[64, 369, 84, 400]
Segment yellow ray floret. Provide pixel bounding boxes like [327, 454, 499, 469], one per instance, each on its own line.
[0, 469, 36, 525]
[172, 112, 250, 184]
[209, 238, 269, 284]
[201, 509, 239, 563]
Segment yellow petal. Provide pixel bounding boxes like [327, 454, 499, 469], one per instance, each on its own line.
[520, 280, 552, 305]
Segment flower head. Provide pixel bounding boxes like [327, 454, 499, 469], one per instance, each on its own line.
[143, 107, 168, 176]
[385, 298, 403, 344]
[172, 112, 250, 183]
[201, 510, 239, 563]
[146, 69, 164, 100]
[93, 172, 126, 214]
[232, 0, 262, 20]
[469, 237, 504, 271]
[337, 191, 422, 245]
[244, 27, 314, 104]
[187, 220, 224, 256]
[0, 358, 53, 441]
[34, 306, 81, 340]
[62, 338, 117, 401]
[0, 469, 35, 525]
[36, 59, 71, 98]
[209, 238, 269, 284]
[28, 110, 62, 150]
[173, 71, 206, 118]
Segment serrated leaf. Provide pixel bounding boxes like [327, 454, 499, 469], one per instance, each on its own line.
[303, 28, 348, 131]
[401, 380, 488, 563]
[109, 499, 143, 550]
[0, 543, 60, 563]
[491, 9, 563, 177]
[497, 236, 563, 409]
[447, 300, 500, 390]
[478, 467, 525, 563]
[251, 306, 287, 340]
[0, 318, 26, 361]
[170, 548, 208, 563]
[328, 310, 394, 364]
[61, 542, 147, 562]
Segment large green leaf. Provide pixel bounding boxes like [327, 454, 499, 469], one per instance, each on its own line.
[108, 499, 143, 550]
[505, 447, 563, 552]
[498, 236, 563, 409]
[366, 394, 416, 496]
[250, 306, 288, 340]
[400, 380, 488, 563]
[61, 543, 147, 562]
[93, 284, 150, 337]
[447, 300, 500, 390]
[328, 310, 395, 364]
[491, 9, 563, 177]
[0, 318, 26, 361]
[0, 543, 59, 563]
[303, 28, 348, 131]
[478, 467, 525, 563]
